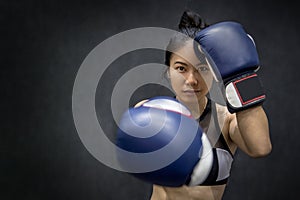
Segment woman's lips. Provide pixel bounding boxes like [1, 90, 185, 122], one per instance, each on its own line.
[183, 89, 201, 94]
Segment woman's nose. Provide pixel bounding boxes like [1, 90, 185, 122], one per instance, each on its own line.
[185, 72, 198, 86]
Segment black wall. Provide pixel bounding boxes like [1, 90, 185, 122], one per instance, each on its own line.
[1, 0, 299, 199]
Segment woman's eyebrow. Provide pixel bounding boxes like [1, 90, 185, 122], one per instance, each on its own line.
[174, 61, 188, 66]
[173, 61, 208, 68]
[195, 63, 209, 67]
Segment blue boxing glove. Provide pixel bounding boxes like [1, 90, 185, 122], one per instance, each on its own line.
[195, 22, 266, 113]
[116, 96, 213, 187]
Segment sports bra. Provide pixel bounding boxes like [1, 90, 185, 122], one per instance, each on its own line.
[196, 98, 234, 186]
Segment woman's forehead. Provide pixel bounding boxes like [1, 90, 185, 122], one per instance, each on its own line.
[171, 41, 208, 65]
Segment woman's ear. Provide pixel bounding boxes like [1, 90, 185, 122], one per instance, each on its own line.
[166, 69, 170, 79]
[163, 68, 170, 80]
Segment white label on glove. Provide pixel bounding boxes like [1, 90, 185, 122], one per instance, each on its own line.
[216, 148, 233, 181]
[225, 83, 242, 108]
[143, 98, 192, 117]
[188, 133, 213, 186]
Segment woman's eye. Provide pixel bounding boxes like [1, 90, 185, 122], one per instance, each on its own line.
[176, 66, 186, 72]
[198, 66, 209, 72]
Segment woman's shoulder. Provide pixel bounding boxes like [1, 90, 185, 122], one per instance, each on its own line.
[215, 103, 237, 153]
[215, 103, 235, 125]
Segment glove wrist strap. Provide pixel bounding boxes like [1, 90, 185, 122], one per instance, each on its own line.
[225, 72, 266, 113]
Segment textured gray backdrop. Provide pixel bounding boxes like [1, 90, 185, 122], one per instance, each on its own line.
[1, 0, 299, 199]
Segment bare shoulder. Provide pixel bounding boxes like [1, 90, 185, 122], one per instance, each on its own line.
[215, 103, 235, 128]
[150, 185, 167, 200]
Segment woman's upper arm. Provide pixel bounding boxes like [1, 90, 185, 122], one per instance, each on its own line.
[228, 106, 272, 157]
[227, 114, 249, 154]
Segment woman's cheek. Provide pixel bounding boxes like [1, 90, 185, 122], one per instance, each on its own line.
[170, 72, 186, 90]
[201, 74, 213, 90]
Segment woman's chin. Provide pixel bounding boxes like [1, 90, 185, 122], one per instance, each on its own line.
[177, 94, 201, 105]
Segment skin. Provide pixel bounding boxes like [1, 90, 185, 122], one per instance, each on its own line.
[149, 40, 272, 200]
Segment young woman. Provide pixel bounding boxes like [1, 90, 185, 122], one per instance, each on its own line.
[148, 10, 272, 200]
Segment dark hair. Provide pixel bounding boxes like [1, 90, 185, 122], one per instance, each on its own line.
[165, 10, 209, 66]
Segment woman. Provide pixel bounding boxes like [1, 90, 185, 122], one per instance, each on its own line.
[148, 10, 272, 200]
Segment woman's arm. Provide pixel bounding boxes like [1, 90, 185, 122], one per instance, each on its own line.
[228, 106, 272, 157]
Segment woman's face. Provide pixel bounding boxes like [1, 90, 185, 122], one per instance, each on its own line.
[168, 40, 214, 105]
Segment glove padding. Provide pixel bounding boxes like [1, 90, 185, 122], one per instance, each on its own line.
[195, 22, 266, 113]
[116, 96, 213, 187]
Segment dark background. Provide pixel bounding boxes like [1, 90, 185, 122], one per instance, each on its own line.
[1, 0, 299, 199]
